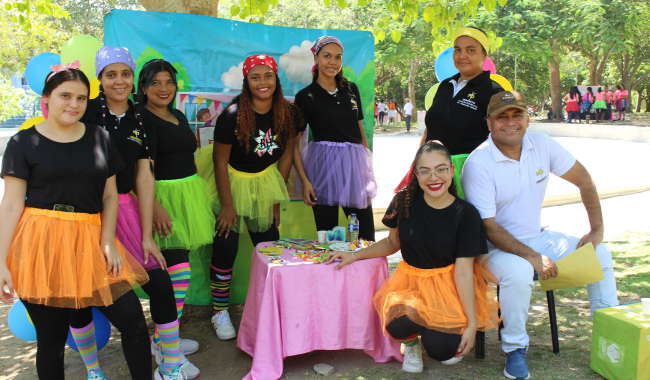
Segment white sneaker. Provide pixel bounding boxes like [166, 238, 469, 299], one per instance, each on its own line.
[402, 343, 424, 373]
[211, 310, 237, 340]
[441, 355, 464, 365]
[151, 336, 200, 356]
[154, 363, 188, 380]
[155, 351, 201, 379]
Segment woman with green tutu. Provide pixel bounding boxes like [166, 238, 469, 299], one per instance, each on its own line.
[138, 59, 216, 378]
[194, 54, 299, 339]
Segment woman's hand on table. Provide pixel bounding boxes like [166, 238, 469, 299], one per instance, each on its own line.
[302, 180, 317, 206]
[153, 202, 174, 239]
[325, 251, 356, 269]
[216, 205, 238, 238]
[456, 323, 477, 357]
[0, 265, 14, 305]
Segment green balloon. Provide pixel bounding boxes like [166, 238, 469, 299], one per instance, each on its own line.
[425, 83, 440, 111]
[60, 35, 103, 81]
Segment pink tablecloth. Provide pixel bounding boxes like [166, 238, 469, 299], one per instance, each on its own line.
[237, 242, 402, 380]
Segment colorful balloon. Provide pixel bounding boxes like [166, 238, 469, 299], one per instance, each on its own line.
[61, 35, 103, 81]
[8, 300, 37, 341]
[89, 79, 100, 99]
[434, 47, 459, 82]
[25, 53, 61, 96]
[19, 116, 46, 131]
[483, 57, 496, 74]
[424, 83, 441, 111]
[490, 74, 514, 91]
[66, 307, 112, 352]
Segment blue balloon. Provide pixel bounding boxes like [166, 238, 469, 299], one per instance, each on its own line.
[8, 300, 37, 342]
[434, 47, 459, 82]
[66, 307, 112, 352]
[24, 53, 61, 96]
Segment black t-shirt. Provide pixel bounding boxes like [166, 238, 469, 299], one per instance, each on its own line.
[425, 71, 503, 155]
[213, 103, 301, 173]
[294, 80, 364, 144]
[382, 191, 487, 269]
[81, 98, 151, 194]
[141, 107, 197, 181]
[1, 124, 124, 213]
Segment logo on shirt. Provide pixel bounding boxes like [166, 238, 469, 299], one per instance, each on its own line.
[457, 96, 478, 111]
[254, 129, 279, 157]
[535, 166, 547, 186]
[350, 98, 358, 110]
[128, 128, 143, 145]
[468, 92, 476, 100]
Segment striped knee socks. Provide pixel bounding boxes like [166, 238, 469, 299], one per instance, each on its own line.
[70, 321, 102, 374]
[388, 331, 419, 347]
[154, 263, 191, 346]
[210, 265, 232, 314]
[157, 320, 181, 372]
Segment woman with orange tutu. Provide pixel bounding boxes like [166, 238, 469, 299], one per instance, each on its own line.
[326, 141, 499, 373]
[0, 64, 151, 379]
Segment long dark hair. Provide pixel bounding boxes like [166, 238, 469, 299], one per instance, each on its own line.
[387, 142, 458, 234]
[137, 59, 178, 112]
[227, 75, 299, 153]
[42, 69, 90, 98]
[98, 68, 153, 170]
[569, 86, 581, 102]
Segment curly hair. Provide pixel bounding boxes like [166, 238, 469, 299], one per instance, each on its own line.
[387, 142, 458, 236]
[229, 75, 299, 152]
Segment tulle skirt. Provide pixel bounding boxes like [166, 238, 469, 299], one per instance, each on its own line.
[154, 174, 216, 251]
[116, 193, 160, 271]
[373, 260, 500, 335]
[195, 143, 289, 233]
[593, 100, 607, 109]
[7, 207, 149, 308]
[296, 141, 377, 209]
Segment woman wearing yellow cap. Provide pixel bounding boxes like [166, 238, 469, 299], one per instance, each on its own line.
[397, 27, 503, 197]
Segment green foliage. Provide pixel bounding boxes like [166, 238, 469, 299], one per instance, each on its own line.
[1, 0, 68, 31]
[133, 47, 192, 94]
[0, 74, 32, 122]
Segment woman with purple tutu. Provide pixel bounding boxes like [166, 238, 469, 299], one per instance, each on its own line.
[293, 36, 377, 240]
[77, 47, 198, 380]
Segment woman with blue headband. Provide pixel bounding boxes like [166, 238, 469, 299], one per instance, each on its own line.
[293, 36, 377, 240]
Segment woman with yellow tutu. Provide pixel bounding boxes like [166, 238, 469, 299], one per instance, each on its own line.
[0, 64, 151, 379]
[326, 141, 499, 373]
[194, 54, 298, 340]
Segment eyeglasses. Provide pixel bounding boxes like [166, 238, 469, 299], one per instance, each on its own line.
[416, 167, 450, 180]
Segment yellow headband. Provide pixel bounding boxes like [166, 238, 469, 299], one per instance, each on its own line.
[453, 27, 489, 53]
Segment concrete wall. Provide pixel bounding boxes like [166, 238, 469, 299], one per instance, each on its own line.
[528, 123, 650, 143]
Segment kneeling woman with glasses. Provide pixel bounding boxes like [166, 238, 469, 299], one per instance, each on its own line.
[326, 141, 499, 373]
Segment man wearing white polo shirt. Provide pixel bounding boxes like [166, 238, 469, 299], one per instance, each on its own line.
[461, 91, 618, 380]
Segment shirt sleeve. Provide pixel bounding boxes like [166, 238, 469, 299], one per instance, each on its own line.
[350, 82, 364, 121]
[381, 192, 404, 229]
[213, 105, 237, 145]
[546, 135, 576, 176]
[1, 135, 30, 180]
[291, 104, 302, 135]
[294, 92, 309, 132]
[460, 160, 497, 219]
[455, 203, 488, 258]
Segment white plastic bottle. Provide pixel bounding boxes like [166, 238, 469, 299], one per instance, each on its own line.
[347, 213, 359, 242]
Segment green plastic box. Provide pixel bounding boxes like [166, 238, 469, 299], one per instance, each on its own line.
[591, 303, 650, 380]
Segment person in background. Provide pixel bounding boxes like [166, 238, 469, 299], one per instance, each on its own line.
[563, 86, 581, 124]
[374, 102, 379, 126]
[603, 86, 613, 122]
[378, 99, 386, 126]
[592, 87, 607, 122]
[618, 84, 629, 121]
[547, 104, 553, 120]
[387, 100, 397, 126]
[581, 87, 594, 124]
[326, 142, 499, 373]
[403, 98, 414, 132]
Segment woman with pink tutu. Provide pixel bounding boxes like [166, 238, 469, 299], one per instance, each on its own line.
[293, 36, 377, 240]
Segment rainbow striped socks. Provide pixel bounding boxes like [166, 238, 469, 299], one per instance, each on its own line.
[168, 262, 191, 319]
[210, 266, 232, 313]
[157, 320, 181, 372]
[388, 332, 420, 347]
[70, 321, 101, 374]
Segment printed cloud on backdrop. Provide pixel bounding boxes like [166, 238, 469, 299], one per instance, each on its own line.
[221, 62, 244, 90]
[280, 40, 314, 86]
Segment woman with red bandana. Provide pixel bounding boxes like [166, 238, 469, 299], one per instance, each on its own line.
[195, 55, 300, 340]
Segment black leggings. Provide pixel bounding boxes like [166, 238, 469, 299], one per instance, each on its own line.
[386, 315, 461, 362]
[161, 248, 190, 268]
[71, 269, 178, 328]
[312, 204, 375, 241]
[24, 291, 151, 380]
[211, 223, 280, 270]
[379, 111, 385, 124]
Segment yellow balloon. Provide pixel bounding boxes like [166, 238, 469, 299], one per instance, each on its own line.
[490, 74, 514, 91]
[19, 116, 46, 131]
[89, 79, 100, 99]
[424, 83, 441, 110]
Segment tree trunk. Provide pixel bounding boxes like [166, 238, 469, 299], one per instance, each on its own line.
[548, 58, 563, 121]
[635, 90, 642, 112]
[407, 58, 420, 111]
[588, 57, 598, 85]
[138, 0, 219, 17]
